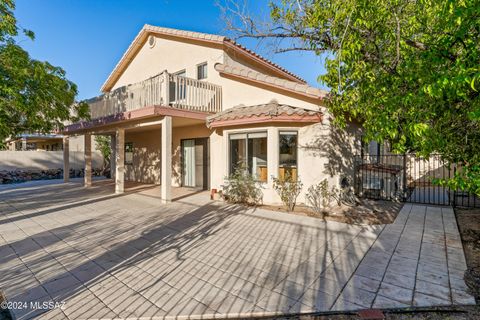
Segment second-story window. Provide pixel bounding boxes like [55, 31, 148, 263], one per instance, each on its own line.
[197, 62, 207, 80]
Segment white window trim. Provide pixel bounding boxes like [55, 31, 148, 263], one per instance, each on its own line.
[227, 130, 268, 182]
[223, 126, 301, 185]
[279, 130, 299, 180]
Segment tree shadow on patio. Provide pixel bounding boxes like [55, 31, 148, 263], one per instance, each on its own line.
[1, 187, 249, 319]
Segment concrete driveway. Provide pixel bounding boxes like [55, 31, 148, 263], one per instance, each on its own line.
[0, 180, 475, 319]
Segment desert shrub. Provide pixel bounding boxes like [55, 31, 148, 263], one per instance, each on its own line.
[222, 166, 263, 205]
[272, 172, 303, 212]
[306, 179, 336, 215]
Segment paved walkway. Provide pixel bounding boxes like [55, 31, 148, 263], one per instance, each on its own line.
[0, 180, 475, 319]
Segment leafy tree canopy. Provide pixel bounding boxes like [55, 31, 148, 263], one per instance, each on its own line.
[222, 0, 480, 195]
[0, 0, 89, 144]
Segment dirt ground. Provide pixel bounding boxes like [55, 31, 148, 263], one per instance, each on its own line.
[254, 305, 480, 319]
[455, 208, 480, 300]
[261, 199, 402, 225]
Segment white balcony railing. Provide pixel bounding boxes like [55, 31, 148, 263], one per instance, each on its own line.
[87, 71, 222, 119]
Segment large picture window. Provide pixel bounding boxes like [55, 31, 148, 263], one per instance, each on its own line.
[229, 132, 267, 182]
[279, 131, 298, 180]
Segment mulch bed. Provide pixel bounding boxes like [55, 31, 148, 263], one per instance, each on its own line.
[261, 199, 403, 225]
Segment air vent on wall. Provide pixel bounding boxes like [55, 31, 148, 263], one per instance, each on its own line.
[148, 35, 156, 48]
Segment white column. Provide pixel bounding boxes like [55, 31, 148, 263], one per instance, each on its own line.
[115, 128, 125, 194]
[110, 134, 116, 180]
[22, 137, 27, 151]
[267, 127, 279, 185]
[84, 133, 92, 187]
[63, 136, 70, 182]
[161, 116, 172, 203]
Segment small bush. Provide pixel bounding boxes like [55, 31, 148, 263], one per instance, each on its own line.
[222, 166, 263, 205]
[272, 172, 303, 212]
[306, 179, 336, 216]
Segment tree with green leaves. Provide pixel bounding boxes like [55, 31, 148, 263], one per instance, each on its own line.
[221, 0, 480, 195]
[0, 0, 89, 146]
[95, 135, 111, 170]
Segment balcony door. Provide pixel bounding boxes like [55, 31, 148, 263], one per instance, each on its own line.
[181, 138, 209, 189]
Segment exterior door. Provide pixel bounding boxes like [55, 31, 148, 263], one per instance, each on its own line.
[181, 138, 209, 190]
[182, 139, 196, 187]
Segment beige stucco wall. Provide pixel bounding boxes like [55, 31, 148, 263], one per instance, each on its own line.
[112, 36, 224, 91]
[219, 75, 322, 112]
[108, 34, 321, 114]
[124, 130, 161, 184]
[0, 151, 103, 171]
[209, 116, 362, 205]
[171, 124, 212, 187]
[104, 32, 363, 205]
[123, 124, 213, 187]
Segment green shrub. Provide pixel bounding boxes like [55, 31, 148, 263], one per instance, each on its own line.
[222, 166, 263, 205]
[272, 172, 303, 212]
[306, 179, 338, 216]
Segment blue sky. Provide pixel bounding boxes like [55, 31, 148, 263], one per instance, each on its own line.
[15, 0, 327, 100]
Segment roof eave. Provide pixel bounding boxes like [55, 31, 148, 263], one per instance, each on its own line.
[100, 24, 306, 93]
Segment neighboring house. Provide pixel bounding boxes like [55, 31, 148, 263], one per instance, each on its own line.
[6, 133, 64, 151]
[63, 24, 363, 204]
[5, 133, 93, 152]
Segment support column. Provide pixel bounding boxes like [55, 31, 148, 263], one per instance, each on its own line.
[63, 136, 70, 182]
[22, 137, 27, 151]
[161, 116, 172, 203]
[110, 134, 116, 180]
[84, 133, 92, 187]
[267, 127, 279, 185]
[115, 128, 125, 194]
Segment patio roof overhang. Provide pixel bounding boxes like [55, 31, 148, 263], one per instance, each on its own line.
[62, 106, 210, 135]
[206, 101, 323, 128]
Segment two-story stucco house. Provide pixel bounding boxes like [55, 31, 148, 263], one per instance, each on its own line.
[63, 24, 362, 204]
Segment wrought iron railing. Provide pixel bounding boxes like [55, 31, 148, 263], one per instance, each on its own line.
[353, 154, 479, 208]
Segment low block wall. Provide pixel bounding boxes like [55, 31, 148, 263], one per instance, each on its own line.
[0, 151, 103, 171]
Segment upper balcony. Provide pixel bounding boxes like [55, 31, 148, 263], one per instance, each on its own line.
[87, 71, 222, 119]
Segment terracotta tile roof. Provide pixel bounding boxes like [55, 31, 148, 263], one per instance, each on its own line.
[206, 101, 322, 127]
[215, 63, 328, 100]
[101, 24, 306, 92]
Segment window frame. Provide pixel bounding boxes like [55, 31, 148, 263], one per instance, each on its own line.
[228, 131, 268, 182]
[196, 62, 208, 80]
[278, 130, 299, 181]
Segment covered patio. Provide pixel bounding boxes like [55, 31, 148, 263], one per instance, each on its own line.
[62, 106, 212, 203]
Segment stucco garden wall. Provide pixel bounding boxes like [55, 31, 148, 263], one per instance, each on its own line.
[0, 151, 103, 171]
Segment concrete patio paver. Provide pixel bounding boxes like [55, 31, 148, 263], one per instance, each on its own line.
[0, 180, 476, 320]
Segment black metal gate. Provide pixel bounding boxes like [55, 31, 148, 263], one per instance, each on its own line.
[353, 154, 479, 208]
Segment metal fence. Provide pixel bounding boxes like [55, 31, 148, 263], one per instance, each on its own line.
[353, 154, 479, 208]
